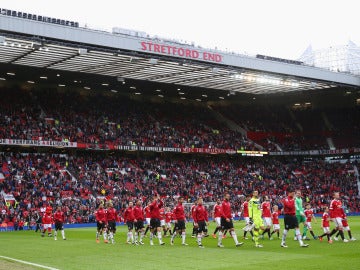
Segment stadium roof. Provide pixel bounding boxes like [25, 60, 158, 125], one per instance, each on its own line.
[1, 10, 360, 98]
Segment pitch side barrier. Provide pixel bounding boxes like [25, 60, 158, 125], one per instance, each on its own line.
[1, 138, 360, 156]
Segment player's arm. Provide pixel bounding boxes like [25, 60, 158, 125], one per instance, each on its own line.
[193, 209, 198, 226]
[205, 208, 209, 225]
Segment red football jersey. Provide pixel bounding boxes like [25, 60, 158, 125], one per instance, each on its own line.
[53, 211, 65, 223]
[272, 211, 279, 225]
[149, 200, 163, 219]
[221, 200, 232, 219]
[173, 203, 185, 220]
[106, 207, 117, 221]
[165, 212, 173, 223]
[123, 207, 135, 222]
[95, 208, 107, 222]
[144, 206, 151, 218]
[159, 208, 165, 220]
[133, 206, 144, 221]
[213, 204, 222, 218]
[322, 212, 330, 227]
[283, 196, 296, 215]
[242, 201, 249, 218]
[329, 199, 342, 218]
[304, 209, 314, 222]
[261, 201, 271, 218]
[191, 204, 196, 220]
[42, 213, 53, 224]
[193, 205, 208, 223]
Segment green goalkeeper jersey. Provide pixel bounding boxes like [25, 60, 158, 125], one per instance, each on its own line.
[248, 197, 262, 219]
[295, 197, 304, 216]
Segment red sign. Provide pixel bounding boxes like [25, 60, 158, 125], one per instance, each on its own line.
[140, 41, 222, 63]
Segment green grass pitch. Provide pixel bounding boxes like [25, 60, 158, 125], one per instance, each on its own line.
[0, 217, 359, 270]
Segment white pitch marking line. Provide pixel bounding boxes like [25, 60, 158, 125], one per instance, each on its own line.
[0, 255, 60, 270]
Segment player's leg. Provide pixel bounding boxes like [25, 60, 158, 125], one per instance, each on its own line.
[47, 224, 52, 237]
[253, 219, 264, 247]
[54, 224, 58, 240]
[217, 218, 225, 247]
[61, 225, 66, 240]
[157, 223, 164, 245]
[196, 222, 204, 248]
[139, 226, 145, 244]
[170, 227, 177, 245]
[103, 225, 108, 243]
[96, 222, 100, 243]
[302, 222, 308, 238]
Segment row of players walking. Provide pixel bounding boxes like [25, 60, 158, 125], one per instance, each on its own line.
[92, 187, 355, 248]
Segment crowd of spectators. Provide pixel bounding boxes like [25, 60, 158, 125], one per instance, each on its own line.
[24, 88, 251, 150]
[0, 152, 359, 227]
[215, 104, 360, 151]
[1, 87, 359, 152]
[0, 87, 359, 228]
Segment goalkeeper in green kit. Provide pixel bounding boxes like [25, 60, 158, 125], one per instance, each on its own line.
[248, 190, 265, 248]
[295, 190, 307, 240]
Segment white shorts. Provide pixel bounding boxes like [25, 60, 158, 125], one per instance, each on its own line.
[146, 218, 151, 225]
[160, 219, 165, 226]
[43, 224, 52, 230]
[263, 217, 272, 227]
[323, 227, 330, 233]
[244, 217, 250, 224]
[332, 217, 343, 229]
[166, 222, 172, 228]
[273, 224, 280, 230]
[306, 222, 312, 230]
[215, 217, 221, 227]
[343, 226, 350, 231]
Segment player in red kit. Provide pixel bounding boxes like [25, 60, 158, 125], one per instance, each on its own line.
[241, 195, 253, 240]
[329, 192, 348, 242]
[261, 196, 272, 239]
[53, 206, 66, 241]
[41, 211, 53, 237]
[212, 198, 223, 239]
[318, 206, 332, 243]
[144, 205, 151, 236]
[164, 207, 173, 236]
[149, 194, 165, 246]
[106, 202, 117, 244]
[270, 205, 280, 239]
[159, 207, 168, 236]
[281, 187, 309, 248]
[303, 203, 317, 240]
[133, 200, 145, 245]
[171, 196, 188, 246]
[123, 201, 135, 244]
[218, 193, 243, 248]
[193, 197, 208, 248]
[95, 203, 108, 243]
[191, 200, 198, 238]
